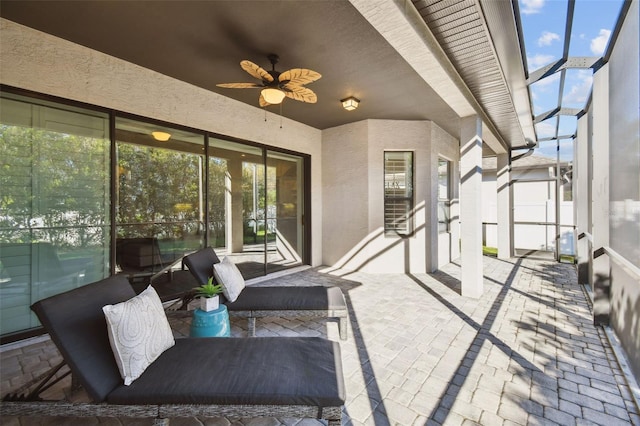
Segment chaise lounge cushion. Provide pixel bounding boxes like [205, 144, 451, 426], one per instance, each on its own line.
[31, 273, 346, 410]
[107, 336, 345, 407]
[31, 274, 136, 402]
[227, 286, 345, 312]
[182, 247, 220, 287]
[182, 247, 347, 312]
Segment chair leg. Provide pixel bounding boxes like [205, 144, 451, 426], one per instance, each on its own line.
[71, 373, 82, 391]
[248, 317, 256, 337]
[339, 317, 347, 340]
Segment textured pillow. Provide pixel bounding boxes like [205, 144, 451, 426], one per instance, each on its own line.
[102, 285, 175, 385]
[213, 256, 245, 303]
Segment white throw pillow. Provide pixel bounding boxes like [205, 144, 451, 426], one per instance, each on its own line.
[213, 256, 245, 303]
[102, 285, 175, 385]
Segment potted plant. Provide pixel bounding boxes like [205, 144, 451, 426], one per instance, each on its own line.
[193, 277, 223, 312]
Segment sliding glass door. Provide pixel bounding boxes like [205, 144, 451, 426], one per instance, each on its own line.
[208, 140, 306, 278]
[115, 118, 205, 280]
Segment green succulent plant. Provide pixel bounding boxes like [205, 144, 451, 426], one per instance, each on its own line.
[193, 277, 223, 298]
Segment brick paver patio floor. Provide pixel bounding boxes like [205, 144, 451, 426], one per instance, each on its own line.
[1, 256, 639, 425]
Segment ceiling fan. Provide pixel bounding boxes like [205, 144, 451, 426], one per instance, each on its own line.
[216, 54, 321, 107]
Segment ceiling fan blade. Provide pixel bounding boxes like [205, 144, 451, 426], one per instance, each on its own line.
[241, 60, 274, 83]
[283, 86, 317, 103]
[216, 82, 263, 88]
[279, 68, 322, 85]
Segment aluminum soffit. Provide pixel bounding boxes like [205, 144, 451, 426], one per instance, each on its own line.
[412, 0, 534, 150]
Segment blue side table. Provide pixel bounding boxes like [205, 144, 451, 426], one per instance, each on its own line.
[190, 305, 230, 337]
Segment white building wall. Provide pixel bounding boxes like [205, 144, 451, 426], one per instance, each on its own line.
[321, 120, 458, 273]
[483, 167, 552, 249]
[321, 121, 369, 267]
[483, 164, 574, 254]
[367, 120, 431, 273]
[0, 18, 325, 266]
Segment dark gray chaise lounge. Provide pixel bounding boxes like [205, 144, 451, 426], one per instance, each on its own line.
[0, 275, 345, 425]
[182, 248, 348, 340]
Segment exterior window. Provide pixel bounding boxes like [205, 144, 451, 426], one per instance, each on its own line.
[0, 93, 111, 336]
[384, 151, 414, 236]
[438, 158, 451, 233]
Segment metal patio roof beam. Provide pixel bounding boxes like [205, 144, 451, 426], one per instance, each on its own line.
[527, 57, 600, 85]
[553, 0, 575, 138]
[537, 134, 576, 142]
[534, 107, 583, 124]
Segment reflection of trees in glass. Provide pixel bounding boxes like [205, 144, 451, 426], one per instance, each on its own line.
[117, 143, 202, 240]
[0, 125, 109, 249]
[208, 157, 227, 247]
[242, 163, 276, 241]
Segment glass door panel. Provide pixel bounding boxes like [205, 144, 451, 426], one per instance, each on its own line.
[115, 118, 205, 283]
[209, 138, 265, 279]
[266, 150, 304, 274]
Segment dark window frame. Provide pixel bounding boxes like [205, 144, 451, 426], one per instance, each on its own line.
[384, 151, 414, 237]
[438, 157, 452, 234]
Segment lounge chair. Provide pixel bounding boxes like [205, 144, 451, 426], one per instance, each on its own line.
[0, 275, 345, 425]
[182, 248, 348, 340]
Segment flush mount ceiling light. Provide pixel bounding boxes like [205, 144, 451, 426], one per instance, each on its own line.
[151, 131, 171, 141]
[341, 96, 360, 111]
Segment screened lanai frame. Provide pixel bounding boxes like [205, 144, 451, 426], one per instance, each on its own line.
[510, 0, 629, 262]
[0, 85, 311, 342]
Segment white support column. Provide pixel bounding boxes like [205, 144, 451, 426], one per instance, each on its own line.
[225, 159, 244, 253]
[496, 153, 513, 259]
[575, 114, 590, 285]
[460, 115, 483, 298]
[591, 63, 610, 325]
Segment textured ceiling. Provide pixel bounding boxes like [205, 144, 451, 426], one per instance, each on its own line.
[0, 0, 461, 136]
[1, 0, 535, 151]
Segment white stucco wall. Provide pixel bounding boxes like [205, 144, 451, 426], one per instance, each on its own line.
[321, 121, 369, 267]
[0, 18, 324, 265]
[321, 119, 458, 273]
[366, 120, 431, 273]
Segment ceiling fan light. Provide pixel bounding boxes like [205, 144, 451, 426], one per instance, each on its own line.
[341, 96, 359, 111]
[262, 88, 285, 104]
[151, 131, 171, 141]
